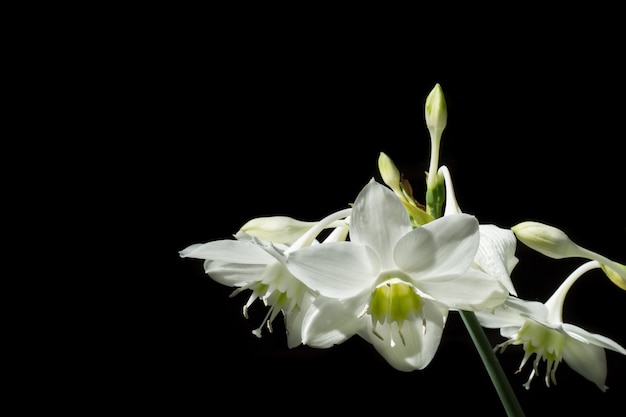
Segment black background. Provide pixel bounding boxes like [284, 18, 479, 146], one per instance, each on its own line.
[92, 13, 626, 416]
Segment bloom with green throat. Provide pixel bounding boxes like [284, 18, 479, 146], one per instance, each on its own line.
[179, 208, 351, 348]
[476, 260, 626, 391]
[286, 179, 508, 371]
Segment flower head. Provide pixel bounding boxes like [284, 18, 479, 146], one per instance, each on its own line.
[179, 208, 351, 348]
[286, 179, 508, 371]
[476, 261, 626, 391]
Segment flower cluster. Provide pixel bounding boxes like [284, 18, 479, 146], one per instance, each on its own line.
[180, 84, 625, 396]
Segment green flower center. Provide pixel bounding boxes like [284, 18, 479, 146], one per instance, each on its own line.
[232, 260, 307, 338]
[370, 280, 423, 325]
[495, 319, 566, 389]
[366, 278, 424, 346]
[518, 320, 565, 364]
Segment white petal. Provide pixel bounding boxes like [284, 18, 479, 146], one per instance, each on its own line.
[562, 324, 626, 355]
[394, 214, 479, 282]
[418, 268, 508, 310]
[286, 242, 380, 298]
[359, 300, 448, 371]
[562, 335, 609, 391]
[475, 296, 547, 329]
[499, 325, 521, 338]
[301, 294, 368, 348]
[180, 240, 275, 264]
[284, 292, 316, 349]
[203, 260, 267, 286]
[350, 179, 412, 270]
[474, 224, 518, 295]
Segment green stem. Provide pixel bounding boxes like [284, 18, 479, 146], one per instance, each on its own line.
[459, 310, 526, 417]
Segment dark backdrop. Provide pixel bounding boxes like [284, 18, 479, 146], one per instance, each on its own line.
[115, 18, 625, 416]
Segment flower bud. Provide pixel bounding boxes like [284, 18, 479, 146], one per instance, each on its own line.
[425, 83, 447, 132]
[240, 216, 317, 244]
[378, 152, 401, 193]
[425, 83, 447, 194]
[511, 221, 581, 259]
[600, 262, 626, 291]
[513, 221, 626, 290]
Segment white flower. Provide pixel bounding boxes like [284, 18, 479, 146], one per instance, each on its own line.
[179, 208, 351, 348]
[286, 179, 508, 371]
[438, 165, 519, 295]
[476, 260, 626, 391]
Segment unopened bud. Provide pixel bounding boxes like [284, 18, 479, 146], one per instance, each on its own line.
[425, 83, 447, 132]
[240, 216, 316, 244]
[511, 221, 581, 259]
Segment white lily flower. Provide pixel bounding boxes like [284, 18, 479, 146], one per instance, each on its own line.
[438, 165, 519, 295]
[512, 221, 626, 290]
[179, 208, 351, 348]
[476, 260, 626, 391]
[286, 179, 508, 371]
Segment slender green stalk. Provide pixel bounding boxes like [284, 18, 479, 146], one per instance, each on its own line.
[459, 310, 526, 417]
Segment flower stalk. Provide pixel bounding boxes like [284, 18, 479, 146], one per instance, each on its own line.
[423, 84, 525, 416]
[459, 310, 526, 417]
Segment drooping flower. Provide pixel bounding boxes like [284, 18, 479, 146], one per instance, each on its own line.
[179, 208, 351, 348]
[286, 179, 508, 371]
[476, 260, 626, 391]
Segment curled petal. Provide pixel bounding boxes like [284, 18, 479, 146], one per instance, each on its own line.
[562, 324, 626, 355]
[474, 224, 519, 295]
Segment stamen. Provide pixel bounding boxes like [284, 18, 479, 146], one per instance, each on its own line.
[522, 368, 536, 390]
[358, 303, 369, 319]
[372, 326, 384, 341]
[550, 361, 559, 386]
[252, 306, 275, 338]
[230, 287, 245, 298]
[398, 328, 406, 346]
[494, 339, 514, 354]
